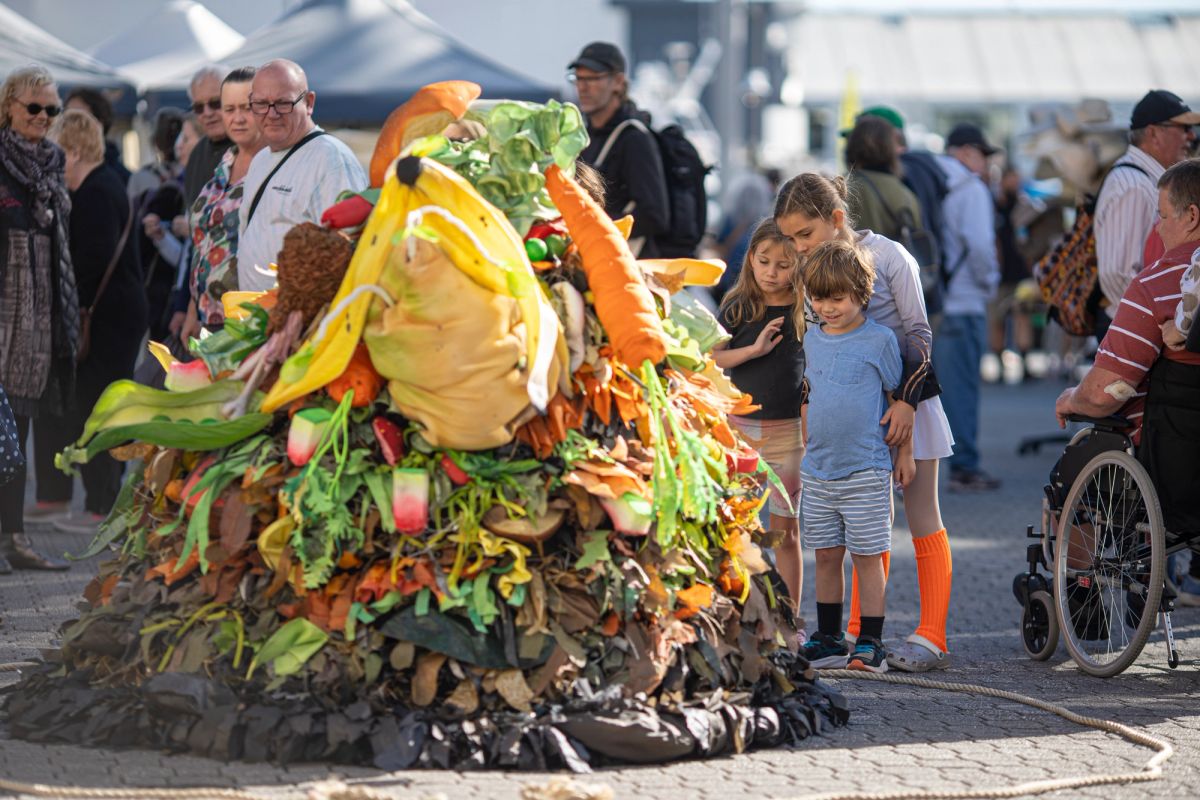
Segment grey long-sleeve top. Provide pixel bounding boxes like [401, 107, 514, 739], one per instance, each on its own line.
[861, 230, 933, 407]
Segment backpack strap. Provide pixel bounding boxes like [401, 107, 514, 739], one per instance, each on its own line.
[593, 118, 649, 169]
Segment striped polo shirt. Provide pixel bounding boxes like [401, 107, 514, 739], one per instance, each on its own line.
[1094, 240, 1200, 442]
[1095, 146, 1163, 317]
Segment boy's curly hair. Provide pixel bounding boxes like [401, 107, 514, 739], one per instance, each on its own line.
[802, 239, 875, 307]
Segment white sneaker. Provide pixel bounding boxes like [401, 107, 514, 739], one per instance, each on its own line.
[980, 352, 1001, 383]
[53, 513, 104, 536]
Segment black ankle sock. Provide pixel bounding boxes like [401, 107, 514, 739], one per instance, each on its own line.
[860, 616, 885, 642]
[816, 602, 842, 637]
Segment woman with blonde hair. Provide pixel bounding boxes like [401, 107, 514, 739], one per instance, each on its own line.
[0, 65, 77, 571]
[45, 109, 146, 534]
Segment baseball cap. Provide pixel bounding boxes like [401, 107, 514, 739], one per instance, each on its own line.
[1130, 89, 1200, 130]
[946, 122, 1000, 156]
[569, 42, 626, 75]
[839, 105, 905, 137]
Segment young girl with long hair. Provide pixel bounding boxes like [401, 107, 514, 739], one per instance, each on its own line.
[713, 218, 806, 617]
[775, 173, 955, 672]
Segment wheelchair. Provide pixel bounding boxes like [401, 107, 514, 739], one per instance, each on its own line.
[1013, 414, 1200, 676]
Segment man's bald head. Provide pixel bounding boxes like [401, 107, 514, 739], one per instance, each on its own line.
[257, 59, 307, 93]
[250, 59, 316, 151]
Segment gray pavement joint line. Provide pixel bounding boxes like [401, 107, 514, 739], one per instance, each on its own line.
[782, 670, 1175, 800]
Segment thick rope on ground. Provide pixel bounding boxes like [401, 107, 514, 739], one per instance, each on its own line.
[0, 663, 1174, 800]
[786, 669, 1174, 800]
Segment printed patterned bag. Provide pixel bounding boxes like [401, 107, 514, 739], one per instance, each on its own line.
[1034, 163, 1147, 337]
[0, 385, 22, 486]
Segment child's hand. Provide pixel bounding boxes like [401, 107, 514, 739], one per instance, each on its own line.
[880, 400, 914, 446]
[893, 449, 916, 488]
[1161, 320, 1186, 350]
[753, 317, 784, 357]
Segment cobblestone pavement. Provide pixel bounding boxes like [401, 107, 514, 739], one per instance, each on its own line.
[1, 379, 1198, 799]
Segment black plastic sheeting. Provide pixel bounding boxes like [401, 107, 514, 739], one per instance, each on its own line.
[4, 656, 848, 772]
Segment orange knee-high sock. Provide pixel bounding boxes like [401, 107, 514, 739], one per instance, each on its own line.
[912, 529, 952, 652]
[846, 551, 891, 638]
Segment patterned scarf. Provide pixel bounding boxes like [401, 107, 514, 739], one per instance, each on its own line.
[0, 127, 79, 413]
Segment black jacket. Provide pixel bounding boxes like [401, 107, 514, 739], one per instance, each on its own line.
[70, 165, 148, 354]
[580, 102, 669, 258]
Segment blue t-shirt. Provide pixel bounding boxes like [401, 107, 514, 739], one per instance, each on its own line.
[802, 317, 902, 480]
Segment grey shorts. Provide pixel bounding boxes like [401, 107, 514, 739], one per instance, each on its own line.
[800, 468, 893, 556]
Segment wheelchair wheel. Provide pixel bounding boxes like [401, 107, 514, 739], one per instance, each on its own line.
[1053, 450, 1164, 677]
[1022, 590, 1058, 660]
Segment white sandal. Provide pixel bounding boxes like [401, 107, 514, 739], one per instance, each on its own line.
[886, 635, 950, 673]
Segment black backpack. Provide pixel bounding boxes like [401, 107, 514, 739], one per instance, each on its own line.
[596, 119, 709, 258]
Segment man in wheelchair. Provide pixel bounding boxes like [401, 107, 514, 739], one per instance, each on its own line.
[1055, 158, 1200, 603]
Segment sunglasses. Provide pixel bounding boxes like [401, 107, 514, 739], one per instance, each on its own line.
[19, 102, 61, 118]
[191, 99, 221, 114]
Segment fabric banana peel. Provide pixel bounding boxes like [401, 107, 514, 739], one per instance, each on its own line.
[260, 169, 406, 412]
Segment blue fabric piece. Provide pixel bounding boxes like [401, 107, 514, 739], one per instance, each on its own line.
[0, 385, 22, 487]
[802, 318, 901, 480]
[932, 313, 986, 471]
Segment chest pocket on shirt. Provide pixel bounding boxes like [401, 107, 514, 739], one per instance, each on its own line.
[830, 353, 867, 386]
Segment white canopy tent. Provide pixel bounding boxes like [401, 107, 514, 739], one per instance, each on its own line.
[784, 11, 1200, 106]
[89, 0, 244, 89]
[0, 3, 135, 109]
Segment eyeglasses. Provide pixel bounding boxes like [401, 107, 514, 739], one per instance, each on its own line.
[17, 102, 61, 118]
[191, 98, 221, 114]
[249, 92, 308, 116]
[567, 72, 612, 87]
[1155, 122, 1196, 133]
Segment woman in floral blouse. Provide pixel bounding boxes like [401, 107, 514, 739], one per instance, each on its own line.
[185, 66, 264, 333]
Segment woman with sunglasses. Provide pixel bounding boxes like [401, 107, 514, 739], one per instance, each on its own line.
[0, 65, 78, 571]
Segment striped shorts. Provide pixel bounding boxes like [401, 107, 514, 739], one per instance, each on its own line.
[800, 468, 893, 556]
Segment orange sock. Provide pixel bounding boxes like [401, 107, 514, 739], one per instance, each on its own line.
[912, 529, 952, 653]
[846, 550, 890, 638]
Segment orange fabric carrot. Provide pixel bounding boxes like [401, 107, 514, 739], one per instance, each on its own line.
[545, 164, 667, 367]
[327, 344, 384, 407]
[369, 81, 481, 187]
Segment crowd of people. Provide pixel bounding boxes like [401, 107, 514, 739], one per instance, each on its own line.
[0, 58, 366, 573]
[0, 40, 1197, 674]
[567, 42, 1200, 668]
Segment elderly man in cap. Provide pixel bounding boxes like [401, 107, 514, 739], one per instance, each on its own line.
[933, 123, 1003, 492]
[1095, 90, 1200, 334]
[569, 41, 668, 257]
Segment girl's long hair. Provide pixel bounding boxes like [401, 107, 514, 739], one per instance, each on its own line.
[719, 217, 804, 340]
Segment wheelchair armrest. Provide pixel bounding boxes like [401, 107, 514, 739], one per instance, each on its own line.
[1067, 413, 1131, 431]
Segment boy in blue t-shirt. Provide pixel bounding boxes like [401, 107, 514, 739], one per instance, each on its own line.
[797, 240, 915, 672]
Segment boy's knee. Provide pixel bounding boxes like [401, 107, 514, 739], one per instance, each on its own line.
[814, 546, 844, 566]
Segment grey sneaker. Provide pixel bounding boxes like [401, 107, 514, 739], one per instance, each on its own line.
[53, 513, 104, 536]
[24, 501, 71, 525]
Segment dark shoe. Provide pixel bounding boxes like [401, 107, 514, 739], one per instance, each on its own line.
[801, 632, 850, 668]
[4, 533, 69, 571]
[847, 637, 889, 673]
[0, 552, 11, 575]
[948, 468, 1002, 493]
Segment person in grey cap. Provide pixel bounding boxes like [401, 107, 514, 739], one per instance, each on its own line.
[569, 41, 669, 257]
[1095, 90, 1199, 327]
[934, 123, 1002, 492]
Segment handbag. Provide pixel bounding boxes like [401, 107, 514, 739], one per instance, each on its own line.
[0, 385, 22, 487]
[77, 198, 135, 363]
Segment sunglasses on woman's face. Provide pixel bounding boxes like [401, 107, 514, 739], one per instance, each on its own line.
[191, 98, 221, 114]
[20, 102, 61, 118]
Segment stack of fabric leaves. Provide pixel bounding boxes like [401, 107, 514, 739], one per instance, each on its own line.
[5, 91, 847, 772]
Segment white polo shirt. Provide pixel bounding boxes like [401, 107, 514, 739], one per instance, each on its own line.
[237, 128, 367, 291]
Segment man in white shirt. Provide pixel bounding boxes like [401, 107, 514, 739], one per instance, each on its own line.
[1094, 90, 1198, 336]
[237, 59, 367, 292]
